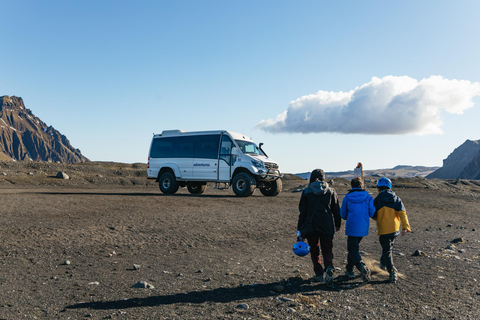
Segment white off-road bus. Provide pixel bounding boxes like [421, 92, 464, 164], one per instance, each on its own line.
[147, 130, 282, 197]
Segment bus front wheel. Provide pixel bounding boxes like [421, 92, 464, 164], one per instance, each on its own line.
[232, 172, 256, 197]
[260, 179, 282, 196]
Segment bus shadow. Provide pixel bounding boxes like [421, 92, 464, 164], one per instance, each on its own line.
[27, 192, 241, 198]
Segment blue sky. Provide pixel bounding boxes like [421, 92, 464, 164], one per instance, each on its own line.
[2, 1, 480, 173]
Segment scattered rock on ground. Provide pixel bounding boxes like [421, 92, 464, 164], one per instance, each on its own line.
[132, 281, 155, 289]
[56, 171, 69, 179]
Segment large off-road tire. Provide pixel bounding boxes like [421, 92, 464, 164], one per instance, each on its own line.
[260, 179, 282, 196]
[158, 172, 179, 194]
[232, 172, 256, 197]
[187, 183, 207, 195]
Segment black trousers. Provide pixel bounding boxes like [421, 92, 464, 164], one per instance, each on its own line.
[306, 233, 334, 276]
[346, 236, 363, 272]
[379, 234, 397, 272]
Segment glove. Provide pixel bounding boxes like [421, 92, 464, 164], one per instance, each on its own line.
[296, 230, 303, 241]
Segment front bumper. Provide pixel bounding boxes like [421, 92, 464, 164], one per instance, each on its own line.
[257, 169, 283, 181]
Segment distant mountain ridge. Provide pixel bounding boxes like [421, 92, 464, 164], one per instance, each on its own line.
[0, 95, 88, 163]
[295, 165, 438, 180]
[426, 139, 480, 180]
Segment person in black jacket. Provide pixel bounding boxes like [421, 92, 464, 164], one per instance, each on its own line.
[297, 169, 341, 288]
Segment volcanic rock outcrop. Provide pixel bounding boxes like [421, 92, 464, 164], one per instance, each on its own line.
[0, 95, 88, 163]
[426, 139, 480, 180]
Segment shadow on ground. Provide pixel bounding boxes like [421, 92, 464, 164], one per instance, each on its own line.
[65, 275, 389, 311]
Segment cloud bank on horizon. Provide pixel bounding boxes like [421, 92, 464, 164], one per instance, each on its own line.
[257, 75, 480, 135]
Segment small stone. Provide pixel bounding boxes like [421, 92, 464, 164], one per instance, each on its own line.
[132, 281, 154, 289]
[412, 250, 427, 257]
[236, 303, 249, 309]
[62, 260, 71, 265]
[287, 307, 296, 313]
[451, 238, 465, 243]
[447, 224, 453, 227]
[278, 297, 295, 302]
[272, 285, 285, 293]
[133, 264, 141, 270]
[88, 281, 100, 285]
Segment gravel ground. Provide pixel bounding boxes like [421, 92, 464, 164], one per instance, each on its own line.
[0, 162, 479, 319]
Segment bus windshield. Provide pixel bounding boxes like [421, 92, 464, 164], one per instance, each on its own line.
[235, 140, 265, 156]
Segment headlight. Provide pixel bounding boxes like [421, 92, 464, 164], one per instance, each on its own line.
[251, 160, 264, 168]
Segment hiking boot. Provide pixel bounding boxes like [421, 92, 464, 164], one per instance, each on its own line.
[325, 266, 335, 288]
[389, 270, 398, 283]
[344, 270, 355, 279]
[359, 263, 371, 282]
[313, 274, 324, 283]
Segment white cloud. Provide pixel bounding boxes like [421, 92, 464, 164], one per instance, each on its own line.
[256, 75, 480, 135]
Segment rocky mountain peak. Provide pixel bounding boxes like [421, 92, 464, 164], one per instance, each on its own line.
[1, 95, 25, 110]
[426, 139, 480, 179]
[0, 95, 88, 163]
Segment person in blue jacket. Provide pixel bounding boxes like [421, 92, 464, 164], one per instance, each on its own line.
[340, 177, 375, 282]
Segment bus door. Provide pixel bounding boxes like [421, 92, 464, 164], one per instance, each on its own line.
[217, 134, 233, 182]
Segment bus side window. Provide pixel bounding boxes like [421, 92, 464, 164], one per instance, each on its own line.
[194, 135, 220, 159]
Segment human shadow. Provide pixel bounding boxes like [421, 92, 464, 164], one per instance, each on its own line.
[65, 279, 308, 310]
[65, 275, 381, 311]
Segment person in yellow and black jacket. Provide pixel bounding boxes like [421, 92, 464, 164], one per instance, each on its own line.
[373, 177, 411, 283]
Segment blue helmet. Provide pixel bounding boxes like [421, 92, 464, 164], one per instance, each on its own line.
[293, 241, 310, 257]
[377, 177, 392, 189]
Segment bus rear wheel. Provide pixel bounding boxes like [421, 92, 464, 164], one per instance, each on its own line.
[158, 172, 179, 194]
